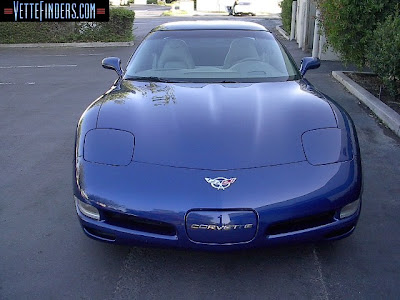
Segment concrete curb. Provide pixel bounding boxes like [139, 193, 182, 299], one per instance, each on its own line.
[332, 71, 400, 137]
[275, 25, 289, 40]
[0, 41, 134, 48]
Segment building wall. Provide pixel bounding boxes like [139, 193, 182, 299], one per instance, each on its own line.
[197, 0, 282, 14]
[293, 0, 339, 60]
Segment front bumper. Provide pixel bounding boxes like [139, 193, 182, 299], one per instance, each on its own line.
[76, 202, 360, 251]
[74, 158, 362, 251]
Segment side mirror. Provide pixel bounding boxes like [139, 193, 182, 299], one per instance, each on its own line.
[299, 57, 320, 76]
[102, 57, 123, 77]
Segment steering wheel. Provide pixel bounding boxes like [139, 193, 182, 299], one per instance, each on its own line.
[230, 58, 261, 68]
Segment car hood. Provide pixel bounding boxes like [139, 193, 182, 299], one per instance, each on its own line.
[96, 80, 337, 170]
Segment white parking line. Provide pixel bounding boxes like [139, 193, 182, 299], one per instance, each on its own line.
[0, 82, 36, 85]
[0, 64, 77, 69]
[39, 54, 68, 57]
[32, 54, 101, 57]
[78, 54, 102, 56]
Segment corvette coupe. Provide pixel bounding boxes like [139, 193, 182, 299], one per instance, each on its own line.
[74, 21, 362, 250]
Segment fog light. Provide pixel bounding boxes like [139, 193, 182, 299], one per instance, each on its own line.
[74, 196, 100, 220]
[340, 199, 360, 219]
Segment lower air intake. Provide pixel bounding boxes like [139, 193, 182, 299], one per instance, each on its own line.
[267, 211, 335, 235]
[103, 210, 176, 236]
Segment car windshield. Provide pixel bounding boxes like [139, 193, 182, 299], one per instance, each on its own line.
[125, 29, 300, 83]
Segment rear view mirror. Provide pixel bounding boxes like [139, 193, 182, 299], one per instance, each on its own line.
[102, 57, 123, 78]
[299, 57, 320, 76]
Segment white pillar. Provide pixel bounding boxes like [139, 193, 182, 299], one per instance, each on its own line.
[301, 0, 310, 51]
[290, 1, 297, 40]
[312, 9, 320, 58]
[297, 0, 304, 48]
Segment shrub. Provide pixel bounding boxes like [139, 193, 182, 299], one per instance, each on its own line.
[78, 7, 135, 42]
[279, 0, 293, 33]
[366, 11, 400, 98]
[0, 22, 76, 43]
[316, 0, 393, 67]
[0, 7, 135, 43]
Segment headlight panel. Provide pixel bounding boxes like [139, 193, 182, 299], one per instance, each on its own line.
[83, 128, 134, 166]
[301, 128, 353, 165]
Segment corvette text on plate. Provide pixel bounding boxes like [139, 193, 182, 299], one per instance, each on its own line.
[190, 224, 254, 230]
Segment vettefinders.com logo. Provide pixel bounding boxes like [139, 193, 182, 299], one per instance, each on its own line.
[0, 0, 109, 22]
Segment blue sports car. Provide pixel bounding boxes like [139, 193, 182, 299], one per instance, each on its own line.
[74, 21, 362, 250]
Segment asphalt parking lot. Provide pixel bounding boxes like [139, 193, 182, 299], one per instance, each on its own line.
[1, 10, 399, 300]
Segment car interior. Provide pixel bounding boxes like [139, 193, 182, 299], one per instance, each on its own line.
[126, 32, 298, 81]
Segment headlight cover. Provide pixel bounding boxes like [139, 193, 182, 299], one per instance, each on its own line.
[83, 129, 134, 166]
[340, 198, 361, 219]
[75, 196, 100, 220]
[301, 128, 353, 165]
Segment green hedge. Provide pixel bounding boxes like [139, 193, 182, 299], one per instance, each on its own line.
[279, 0, 293, 33]
[316, 0, 399, 98]
[366, 12, 400, 98]
[0, 7, 135, 44]
[316, 0, 393, 67]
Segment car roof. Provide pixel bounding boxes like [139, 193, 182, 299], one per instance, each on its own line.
[154, 21, 268, 32]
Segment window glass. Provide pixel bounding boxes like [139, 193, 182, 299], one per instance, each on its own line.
[125, 30, 300, 83]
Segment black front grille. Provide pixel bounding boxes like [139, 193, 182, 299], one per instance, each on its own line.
[324, 225, 354, 239]
[103, 210, 176, 236]
[266, 211, 336, 235]
[84, 227, 116, 241]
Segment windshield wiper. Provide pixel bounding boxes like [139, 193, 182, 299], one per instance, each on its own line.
[213, 80, 241, 83]
[125, 76, 187, 83]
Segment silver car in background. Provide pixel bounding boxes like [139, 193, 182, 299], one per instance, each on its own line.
[232, 1, 257, 16]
